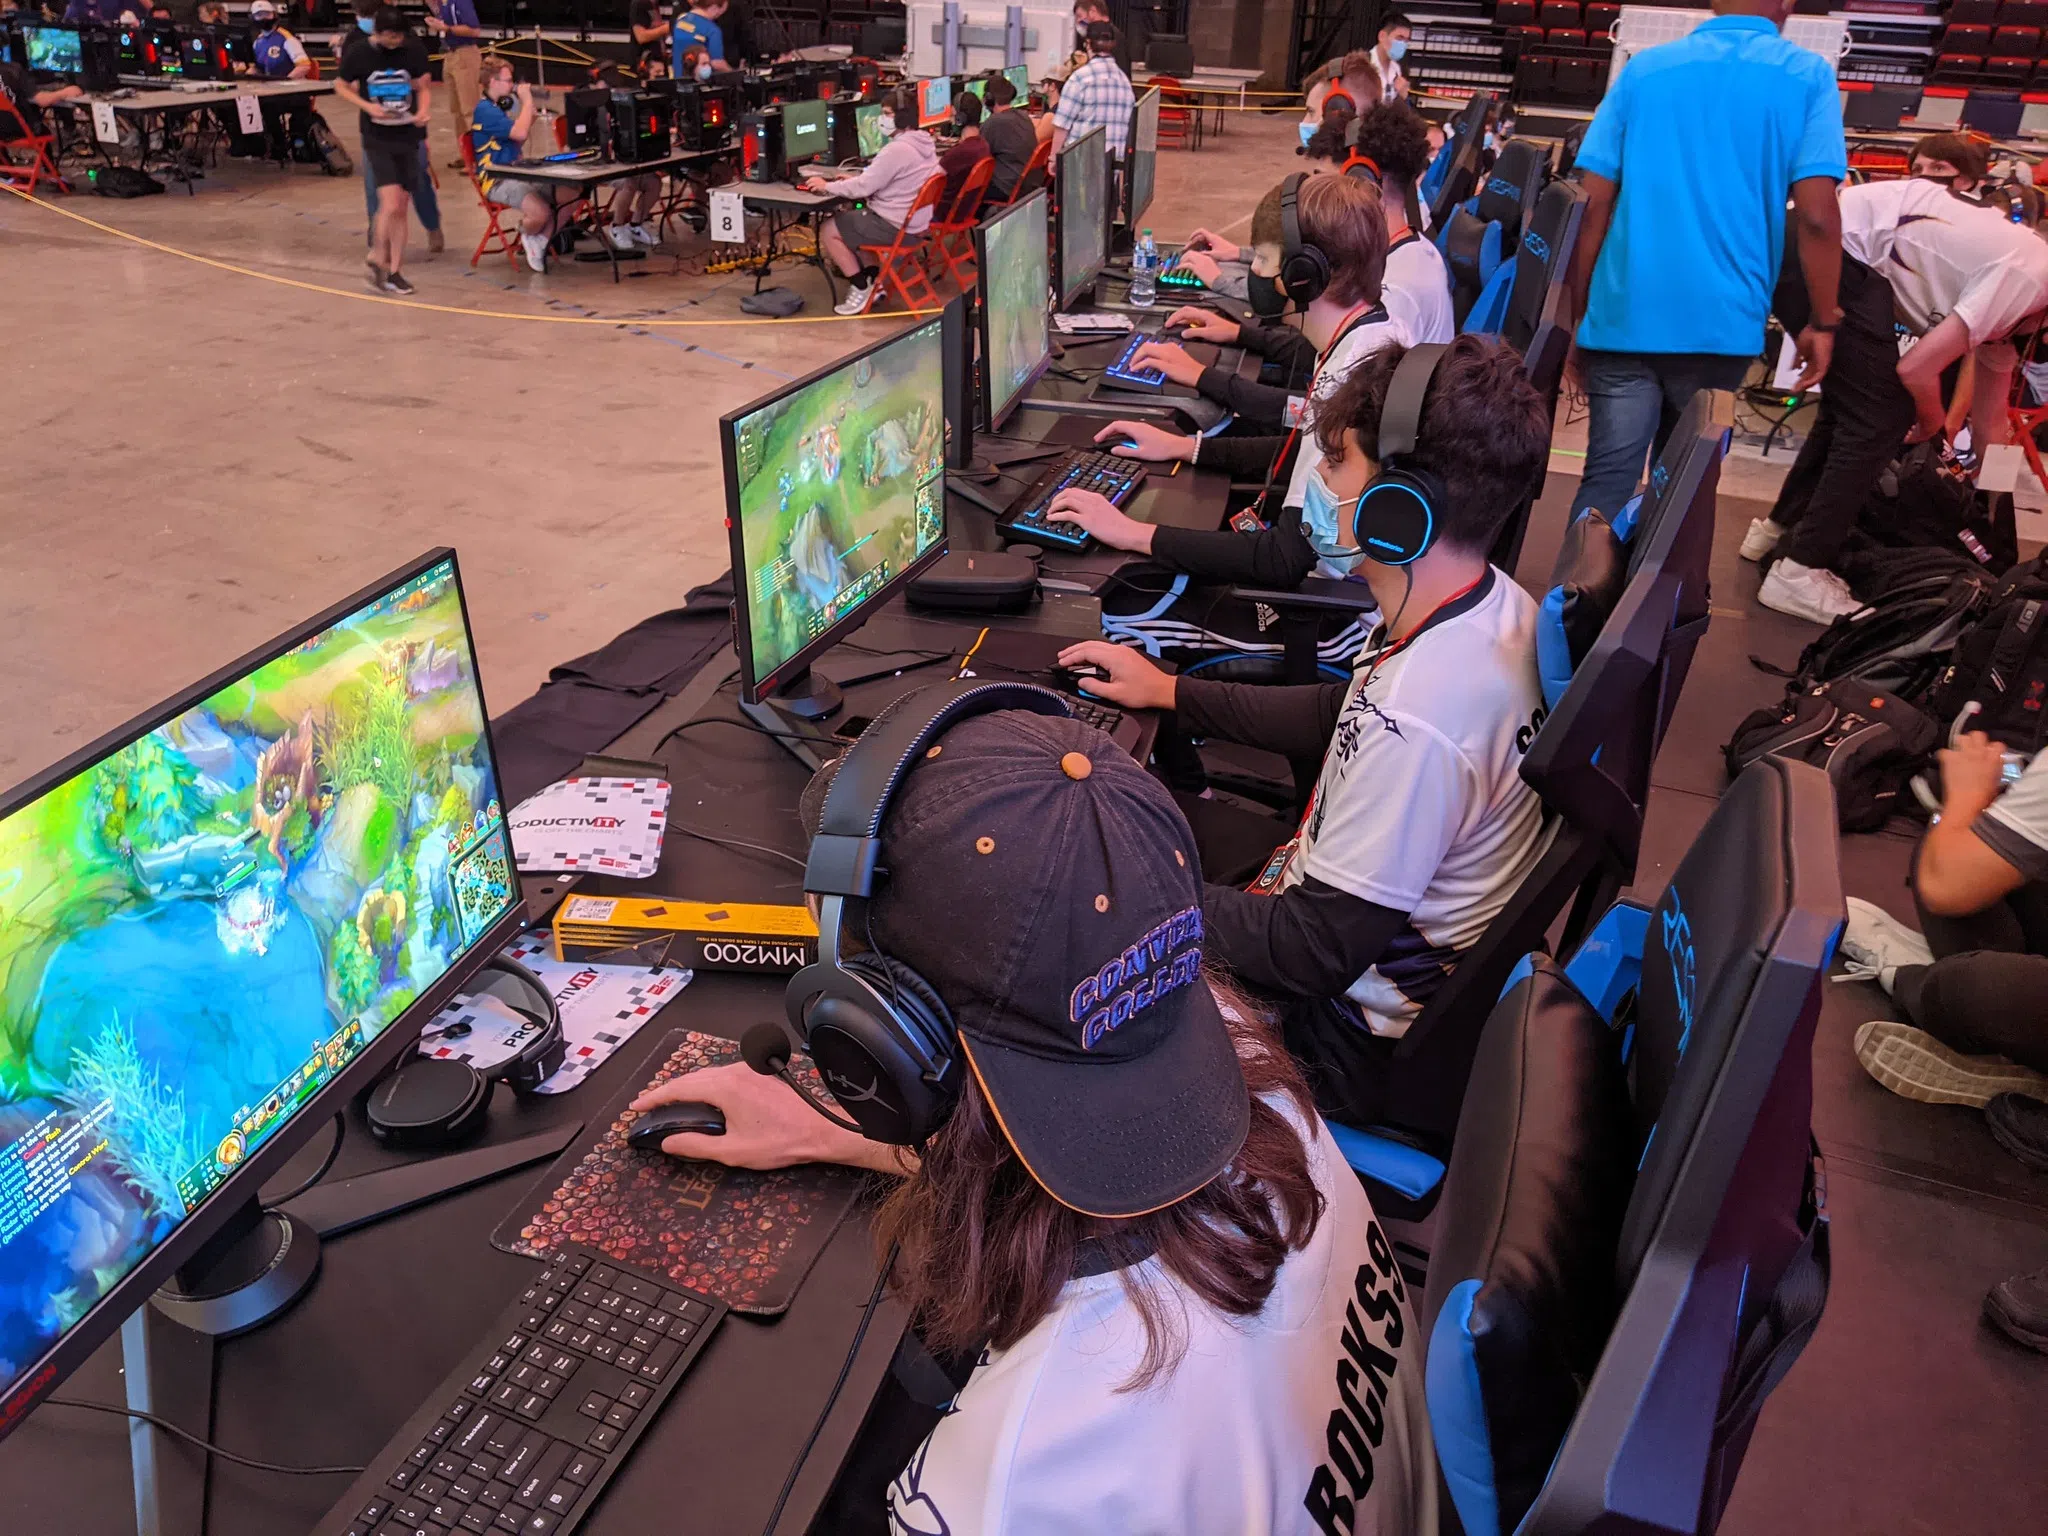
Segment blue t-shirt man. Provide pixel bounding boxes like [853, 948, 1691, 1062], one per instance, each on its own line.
[469, 95, 522, 172]
[1573, 9, 1846, 356]
[671, 2, 727, 81]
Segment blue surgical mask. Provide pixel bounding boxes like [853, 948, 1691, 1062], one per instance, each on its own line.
[1298, 120, 1315, 148]
[1301, 468, 1365, 563]
[1387, 39, 1408, 61]
[357, 15, 373, 29]
[695, 60, 712, 81]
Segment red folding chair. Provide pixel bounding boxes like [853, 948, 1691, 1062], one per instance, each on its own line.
[459, 135, 521, 270]
[1151, 76, 1198, 151]
[0, 87, 68, 196]
[929, 154, 995, 290]
[856, 171, 949, 312]
[1007, 137, 1052, 206]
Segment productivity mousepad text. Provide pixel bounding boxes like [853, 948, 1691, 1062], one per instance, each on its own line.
[493, 1029, 868, 1315]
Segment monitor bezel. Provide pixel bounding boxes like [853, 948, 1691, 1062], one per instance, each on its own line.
[720, 316, 957, 705]
[23, 21, 83, 74]
[973, 188, 1053, 432]
[918, 74, 952, 127]
[1122, 88, 1160, 228]
[1053, 125, 1109, 312]
[0, 547, 529, 1443]
[780, 94, 828, 167]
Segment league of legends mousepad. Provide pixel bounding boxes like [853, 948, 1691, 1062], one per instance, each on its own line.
[493, 1029, 868, 1315]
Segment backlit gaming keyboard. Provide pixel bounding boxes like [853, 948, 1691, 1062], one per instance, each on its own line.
[316, 1244, 725, 1536]
[1064, 692, 1128, 737]
[994, 450, 1146, 550]
[1104, 332, 1169, 390]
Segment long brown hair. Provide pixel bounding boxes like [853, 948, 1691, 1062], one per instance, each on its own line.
[873, 979, 1326, 1389]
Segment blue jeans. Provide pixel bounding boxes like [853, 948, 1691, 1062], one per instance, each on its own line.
[1572, 350, 1752, 518]
[362, 140, 440, 236]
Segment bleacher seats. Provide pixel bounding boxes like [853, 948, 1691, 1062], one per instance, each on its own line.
[1547, 26, 1587, 48]
[1950, 0, 1996, 21]
[1539, 0, 1580, 26]
[1987, 54, 2034, 81]
[1946, 22, 1993, 53]
[1991, 23, 2041, 53]
[1584, 1, 1620, 37]
[1423, 755, 1841, 1536]
[1496, 0, 1537, 25]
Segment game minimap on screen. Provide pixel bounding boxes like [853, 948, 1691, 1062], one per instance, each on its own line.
[0, 557, 517, 1399]
[729, 320, 947, 686]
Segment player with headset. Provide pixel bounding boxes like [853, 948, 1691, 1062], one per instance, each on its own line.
[628, 680, 1437, 1535]
[1343, 99, 1457, 346]
[1058, 334, 1556, 1131]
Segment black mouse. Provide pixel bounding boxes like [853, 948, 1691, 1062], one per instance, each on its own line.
[627, 1102, 726, 1151]
[1055, 663, 1109, 691]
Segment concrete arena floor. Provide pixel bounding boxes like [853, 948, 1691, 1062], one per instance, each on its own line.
[0, 110, 1301, 784]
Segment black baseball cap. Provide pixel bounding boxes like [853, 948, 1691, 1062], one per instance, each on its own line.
[800, 708, 1249, 1218]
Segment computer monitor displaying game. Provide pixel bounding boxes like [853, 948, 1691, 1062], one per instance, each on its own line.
[854, 100, 889, 160]
[1055, 125, 1109, 310]
[959, 75, 987, 103]
[1004, 64, 1030, 99]
[1122, 87, 1160, 227]
[973, 189, 1051, 430]
[919, 74, 952, 128]
[23, 23, 83, 76]
[782, 96, 828, 169]
[0, 551, 525, 1438]
[722, 317, 952, 708]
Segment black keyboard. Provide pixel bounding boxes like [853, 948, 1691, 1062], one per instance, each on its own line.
[1064, 692, 1127, 737]
[1103, 331, 1168, 390]
[994, 450, 1146, 550]
[317, 1244, 725, 1536]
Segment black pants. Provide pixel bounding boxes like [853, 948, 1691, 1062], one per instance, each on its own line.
[1770, 254, 1916, 571]
[1891, 878, 2048, 1074]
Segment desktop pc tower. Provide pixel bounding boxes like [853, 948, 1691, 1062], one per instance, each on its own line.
[825, 93, 863, 164]
[739, 105, 784, 182]
[147, 24, 182, 76]
[838, 60, 881, 98]
[565, 86, 610, 155]
[180, 28, 232, 82]
[687, 77, 739, 147]
[609, 87, 672, 163]
[79, 26, 120, 91]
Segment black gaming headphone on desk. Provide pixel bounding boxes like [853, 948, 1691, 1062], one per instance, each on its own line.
[1278, 172, 1332, 307]
[1347, 341, 1451, 567]
[749, 679, 1073, 1147]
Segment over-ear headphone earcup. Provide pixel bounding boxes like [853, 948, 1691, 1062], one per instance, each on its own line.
[842, 953, 957, 1059]
[797, 952, 960, 1145]
[1351, 466, 1447, 566]
[1281, 245, 1330, 307]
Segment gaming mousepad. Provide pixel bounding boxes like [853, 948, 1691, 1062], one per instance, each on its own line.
[492, 1029, 868, 1315]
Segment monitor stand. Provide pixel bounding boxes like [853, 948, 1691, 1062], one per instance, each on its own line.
[739, 667, 845, 771]
[119, 1124, 582, 1536]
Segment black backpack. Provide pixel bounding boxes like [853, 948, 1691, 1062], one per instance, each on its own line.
[1853, 441, 2019, 577]
[1767, 563, 1994, 699]
[1725, 679, 1940, 832]
[1922, 554, 2048, 753]
[89, 165, 164, 198]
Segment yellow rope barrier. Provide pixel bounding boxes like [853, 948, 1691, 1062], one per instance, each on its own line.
[0, 182, 939, 329]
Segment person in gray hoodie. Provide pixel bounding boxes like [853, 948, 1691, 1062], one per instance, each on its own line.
[803, 84, 939, 314]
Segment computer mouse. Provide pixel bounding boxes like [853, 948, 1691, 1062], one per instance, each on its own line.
[626, 1102, 727, 1151]
[1056, 663, 1109, 689]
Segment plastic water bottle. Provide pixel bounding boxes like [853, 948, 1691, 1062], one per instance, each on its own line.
[1129, 229, 1157, 308]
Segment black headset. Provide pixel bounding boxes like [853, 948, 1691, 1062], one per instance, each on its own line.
[1348, 341, 1451, 566]
[1278, 172, 1332, 307]
[773, 679, 1073, 1147]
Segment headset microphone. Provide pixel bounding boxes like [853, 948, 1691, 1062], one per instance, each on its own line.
[740, 1023, 869, 1136]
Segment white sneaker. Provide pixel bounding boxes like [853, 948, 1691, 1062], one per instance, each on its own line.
[520, 232, 549, 273]
[1758, 558, 1867, 625]
[1834, 897, 1934, 995]
[606, 224, 636, 251]
[833, 281, 875, 316]
[1854, 1018, 2048, 1107]
[630, 222, 660, 247]
[1740, 516, 1785, 562]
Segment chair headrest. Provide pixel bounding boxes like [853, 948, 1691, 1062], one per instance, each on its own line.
[1535, 506, 1632, 711]
[1438, 206, 1504, 295]
[1476, 140, 1544, 230]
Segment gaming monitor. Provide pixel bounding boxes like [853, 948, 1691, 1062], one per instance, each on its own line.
[721, 317, 952, 706]
[1123, 87, 1160, 227]
[1004, 64, 1030, 99]
[1055, 125, 1110, 311]
[0, 550, 525, 1439]
[919, 74, 952, 128]
[782, 96, 828, 168]
[973, 189, 1052, 430]
[959, 75, 987, 103]
[854, 100, 889, 160]
[23, 23, 83, 76]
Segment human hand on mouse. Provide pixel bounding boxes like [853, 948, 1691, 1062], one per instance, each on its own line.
[1184, 227, 1240, 262]
[1166, 305, 1238, 344]
[1047, 486, 1153, 551]
[1055, 641, 1177, 711]
[1094, 418, 1194, 464]
[630, 1061, 907, 1174]
[1129, 340, 1205, 387]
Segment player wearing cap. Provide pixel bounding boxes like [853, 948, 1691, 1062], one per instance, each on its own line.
[633, 696, 1436, 1536]
[248, 2, 314, 78]
[1062, 336, 1553, 1129]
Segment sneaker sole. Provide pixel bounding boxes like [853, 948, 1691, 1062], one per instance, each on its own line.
[1984, 1287, 2048, 1353]
[1986, 1105, 2048, 1174]
[1854, 1020, 2048, 1107]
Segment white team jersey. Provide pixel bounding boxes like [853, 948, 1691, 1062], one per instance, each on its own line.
[1840, 178, 2048, 363]
[1383, 233, 1455, 347]
[887, 1098, 1437, 1536]
[1285, 312, 1411, 547]
[1284, 568, 1548, 1035]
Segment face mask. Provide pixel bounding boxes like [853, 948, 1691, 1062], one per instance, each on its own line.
[877, 111, 895, 138]
[357, 16, 373, 30]
[1387, 39, 1407, 61]
[1247, 271, 1288, 319]
[695, 59, 712, 81]
[1301, 468, 1366, 563]
[1298, 120, 1315, 148]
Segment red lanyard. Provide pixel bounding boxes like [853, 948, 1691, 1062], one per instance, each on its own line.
[1264, 304, 1379, 499]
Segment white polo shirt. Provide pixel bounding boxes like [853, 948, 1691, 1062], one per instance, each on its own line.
[887, 1099, 1437, 1536]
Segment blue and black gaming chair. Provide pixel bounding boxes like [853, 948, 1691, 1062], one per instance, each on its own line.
[1467, 175, 1586, 367]
[1437, 139, 1548, 328]
[1420, 756, 1841, 1536]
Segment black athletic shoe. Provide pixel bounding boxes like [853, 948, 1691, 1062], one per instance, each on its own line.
[1985, 1265, 2048, 1354]
[1986, 1092, 2048, 1174]
[365, 259, 387, 293]
[383, 271, 416, 296]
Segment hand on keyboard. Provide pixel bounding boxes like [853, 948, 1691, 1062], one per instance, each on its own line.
[1054, 640, 1178, 713]
[1168, 249, 1223, 286]
[1129, 340, 1204, 387]
[1045, 488, 1152, 554]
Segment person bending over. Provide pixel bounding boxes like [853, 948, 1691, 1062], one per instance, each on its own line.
[1910, 132, 1990, 199]
[1060, 337, 1553, 1126]
[802, 85, 938, 315]
[336, 6, 434, 295]
[631, 704, 1437, 1535]
[1748, 174, 2048, 624]
[1567, 0, 1845, 522]
[471, 56, 588, 272]
[1348, 101, 1453, 342]
[1837, 733, 2048, 1355]
[977, 72, 1037, 204]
